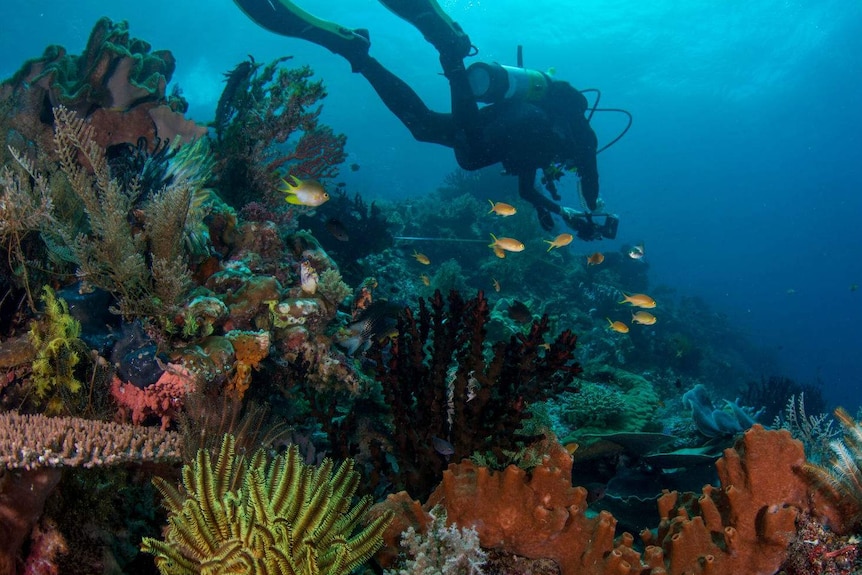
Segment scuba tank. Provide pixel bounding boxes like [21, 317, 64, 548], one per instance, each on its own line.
[466, 62, 552, 103]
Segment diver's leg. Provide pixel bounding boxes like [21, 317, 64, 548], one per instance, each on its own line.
[233, 0, 371, 71]
[377, 0, 472, 61]
[360, 57, 455, 146]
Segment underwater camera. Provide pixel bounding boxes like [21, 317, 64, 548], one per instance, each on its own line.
[565, 210, 620, 241]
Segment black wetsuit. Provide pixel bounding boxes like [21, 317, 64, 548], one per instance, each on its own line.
[359, 56, 600, 227]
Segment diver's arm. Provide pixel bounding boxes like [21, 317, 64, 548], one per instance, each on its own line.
[570, 118, 600, 211]
[518, 171, 561, 214]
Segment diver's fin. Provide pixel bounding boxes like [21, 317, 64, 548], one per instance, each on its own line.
[376, 0, 472, 62]
[233, 0, 370, 71]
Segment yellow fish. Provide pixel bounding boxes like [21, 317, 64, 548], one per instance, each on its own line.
[488, 200, 517, 216]
[489, 233, 525, 253]
[606, 318, 630, 333]
[492, 278, 501, 292]
[412, 250, 431, 265]
[492, 246, 506, 259]
[619, 292, 656, 308]
[420, 274, 431, 286]
[279, 175, 330, 206]
[545, 233, 574, 251]
[632, 311, 657, 325]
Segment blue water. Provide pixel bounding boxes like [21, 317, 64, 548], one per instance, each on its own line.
[3, 0, 861, 410]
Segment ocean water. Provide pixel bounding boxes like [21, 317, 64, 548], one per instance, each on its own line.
[2, 0, 860, 410]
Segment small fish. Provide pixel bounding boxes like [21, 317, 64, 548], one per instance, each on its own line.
[545, 233, 574, 251]
[432, 436, 455, 456]
[420, 274, 431, 286]
[852, 284, 859, 292]
[786, 288, 796, 295]
[279, 175, 330, 206]
[300, 260, 319, 294]
[492, 278, 501, 292]
[631, 311, 657, 325]
[488, 200, 517, 216]
[564, 442, 579, 455]
[412, 250, 431, 265]
[619, 292, 656, 308]
[587, 252, 605, 265]
[325, 218, 349, 241]
[628, 244, 645, 260]
[507, 300, 533, 324]
[492, 246, 506, 259]
[606, 318, 629, 333]
[350, 163, 361, 172]
[539, 342, 551, 350]
[489, 233, 525, 253]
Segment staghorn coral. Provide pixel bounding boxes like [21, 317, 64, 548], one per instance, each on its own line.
[0, 411, 182, 470]
[141, 433, 393, 575]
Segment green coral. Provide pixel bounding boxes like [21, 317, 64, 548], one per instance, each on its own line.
[317, 267, 351, 306]
[28, 285, 87, 413]
[141, 433, 393, 575]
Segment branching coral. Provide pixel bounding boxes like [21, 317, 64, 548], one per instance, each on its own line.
[141, 433, 393, 575]
[366, 289, 581, 500]
[211, 56, 346, 209]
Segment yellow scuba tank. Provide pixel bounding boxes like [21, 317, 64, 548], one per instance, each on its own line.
[466, 62, 552, 103]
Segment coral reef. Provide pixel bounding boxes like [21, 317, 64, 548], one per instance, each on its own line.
[141, 433, 392, 574]
[0, 17, 204, 167]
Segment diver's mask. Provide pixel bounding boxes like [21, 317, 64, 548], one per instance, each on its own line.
[467, 62, 552, 103]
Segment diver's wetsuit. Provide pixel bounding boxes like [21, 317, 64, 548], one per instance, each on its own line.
[358, 56, 600, 227]
[232, 0, 600, 229]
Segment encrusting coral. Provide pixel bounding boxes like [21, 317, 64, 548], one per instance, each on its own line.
[142, 433, 393, 575]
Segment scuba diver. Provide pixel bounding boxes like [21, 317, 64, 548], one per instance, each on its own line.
[233, 0, 621, 240]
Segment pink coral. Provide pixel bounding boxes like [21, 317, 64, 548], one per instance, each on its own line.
[111, 363, 197, 429]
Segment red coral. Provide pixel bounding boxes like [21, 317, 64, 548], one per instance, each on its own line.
[110, 363, 196, 429]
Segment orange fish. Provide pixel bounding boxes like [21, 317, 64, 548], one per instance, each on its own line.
[492, 278, 501, 292]
[412, 250, 430, 265]
[564, 442, 579, 455]
[489, 233, 525, 252]
[606, 318, 630, 333]
[488, 200, 517, 216]
[619, 292, 656, 308]
[492, 246, 506, 259]
[544, 233, 574, 251]
[420, 274, 431, 286]
[632, 311, 657, 325]
[587, 252, 605, 265]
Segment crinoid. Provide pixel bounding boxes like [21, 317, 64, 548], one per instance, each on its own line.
[801, 407, 862, 532]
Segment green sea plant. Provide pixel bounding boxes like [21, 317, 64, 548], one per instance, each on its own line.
[141, 433, 392, 574]
[28, 285, 87, 413]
